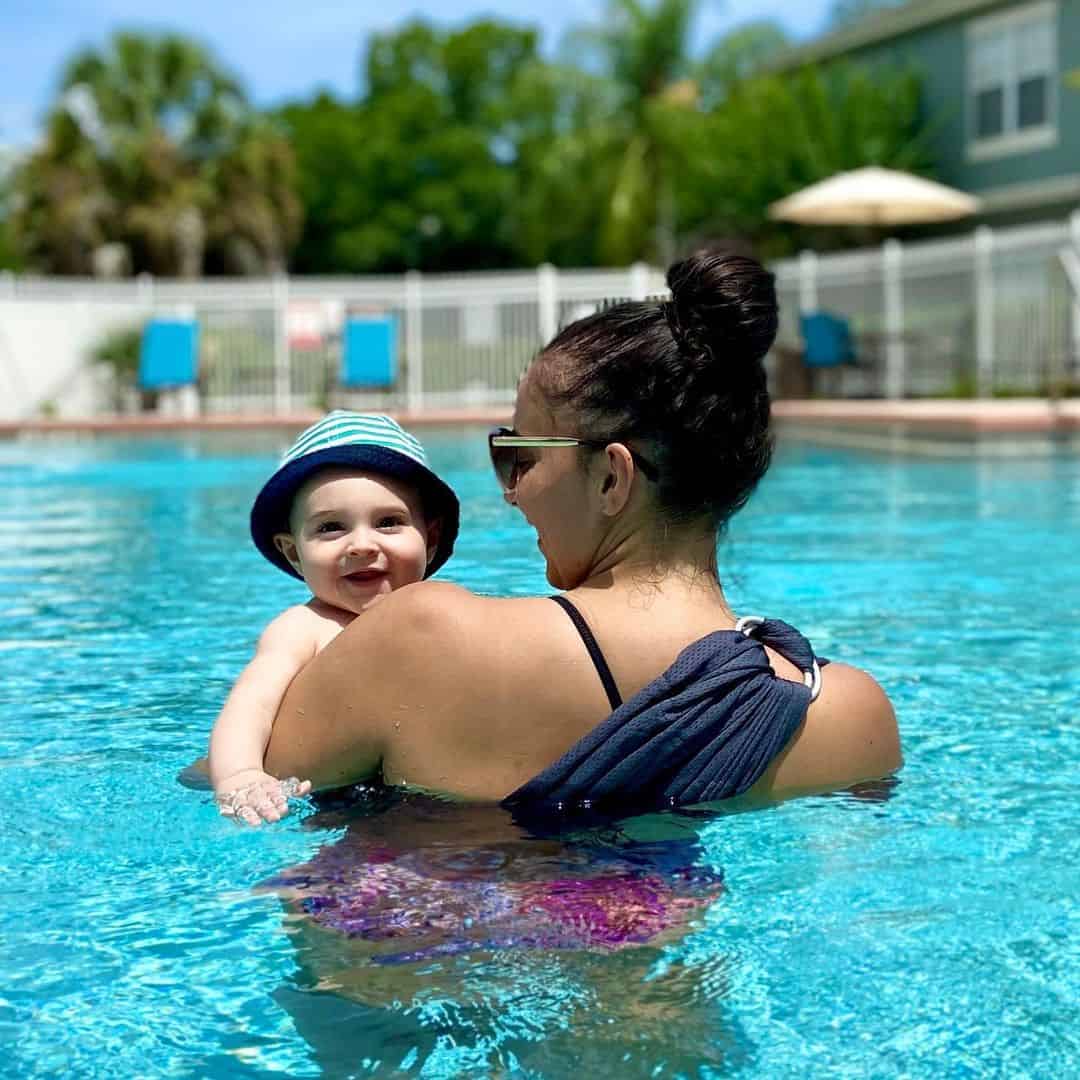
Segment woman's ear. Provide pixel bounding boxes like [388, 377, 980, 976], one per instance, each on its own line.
[598, 444, 636, 516]
[273, 533, 302, 573]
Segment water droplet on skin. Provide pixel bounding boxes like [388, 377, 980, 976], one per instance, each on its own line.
[393, 721, 401, 730]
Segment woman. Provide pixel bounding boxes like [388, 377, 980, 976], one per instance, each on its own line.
[264, 249, 899, 810]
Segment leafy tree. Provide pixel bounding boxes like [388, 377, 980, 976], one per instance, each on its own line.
[561, 0, 704, 265]
[683, 63, 932, 256]
[0, 222, 18, 271]
[283, 90, 513, 274]
[204, 119, 303, 274]
[367, 19, 537, 132]
[697, 19, 792, 107]
[501, 62, 626, 267]
[0, 151, 21, 270]
[10, 31, 300, 275]
[282, 20, 546, 273]
[11, 15, 943, 277]
[11, 109, 112, 274]
[91, 324, 148, 410]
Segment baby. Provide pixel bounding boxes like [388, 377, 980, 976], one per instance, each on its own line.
[209, 411, 459, 824]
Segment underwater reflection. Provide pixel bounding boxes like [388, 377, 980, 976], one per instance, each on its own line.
[267, 789, 748, 1077]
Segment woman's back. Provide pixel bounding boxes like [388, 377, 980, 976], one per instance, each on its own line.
[267, 584, 676, 800]
[265, 579, 898, 806]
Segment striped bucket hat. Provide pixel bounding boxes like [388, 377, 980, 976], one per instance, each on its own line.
[250, 411, 460, 580]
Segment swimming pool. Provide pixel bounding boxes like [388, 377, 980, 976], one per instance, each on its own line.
[1, 428, 1076, 1078]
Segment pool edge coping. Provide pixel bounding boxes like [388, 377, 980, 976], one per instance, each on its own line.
[2, 399, 1079, 435]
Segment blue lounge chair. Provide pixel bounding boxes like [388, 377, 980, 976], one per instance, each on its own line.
[800, 311, 855, 368]
[138, 319, 200, 389]
[341, 316, 397, 388]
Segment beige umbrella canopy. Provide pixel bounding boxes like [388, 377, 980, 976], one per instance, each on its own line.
[769, 166, 979, 226]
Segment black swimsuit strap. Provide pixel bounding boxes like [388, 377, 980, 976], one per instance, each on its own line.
[550, 595, 623, 711]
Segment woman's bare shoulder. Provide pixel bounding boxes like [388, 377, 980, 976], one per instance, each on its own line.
[362, 582, 551, 640]
[333, 584, 558, 682]
[751, 662, 901, 801]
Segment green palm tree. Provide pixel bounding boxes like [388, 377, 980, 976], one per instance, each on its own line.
[12, 31, 299, 276]
[564, 0, 702, 265]
[10, 105, 120, 274]
[58, 32, 244, 275]
[206, 119, 303, 274]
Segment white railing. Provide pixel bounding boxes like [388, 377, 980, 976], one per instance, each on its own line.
[773, 212, 1080, 399]
[0, 263, 667, 420]
[1, 212, 1078, 420]
[1060, 242, 1080, 304]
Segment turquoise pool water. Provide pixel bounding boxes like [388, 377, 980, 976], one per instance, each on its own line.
[0, 429, 1076, 1078]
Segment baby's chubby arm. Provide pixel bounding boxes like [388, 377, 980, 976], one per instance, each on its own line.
[209, 605, 321, 824]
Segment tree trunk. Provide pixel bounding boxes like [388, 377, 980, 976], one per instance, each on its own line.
[175, 206, 205, 278]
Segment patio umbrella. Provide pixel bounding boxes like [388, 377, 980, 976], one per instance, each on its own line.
[768, 166, 979, 226]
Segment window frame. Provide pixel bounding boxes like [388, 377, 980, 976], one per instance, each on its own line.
[966, 0, 1058, 162]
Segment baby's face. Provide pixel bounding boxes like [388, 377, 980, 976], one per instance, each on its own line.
[275, 469, 437, 615]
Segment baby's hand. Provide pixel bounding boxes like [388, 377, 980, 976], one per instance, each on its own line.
[214, 769, 312, 826]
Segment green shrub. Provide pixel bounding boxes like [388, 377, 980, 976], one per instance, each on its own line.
[92, 325, 157, 411]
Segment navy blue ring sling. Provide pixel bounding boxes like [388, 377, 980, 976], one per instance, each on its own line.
[502, 597, 824, 818]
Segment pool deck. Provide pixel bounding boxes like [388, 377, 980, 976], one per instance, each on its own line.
[771, 398, 1080, 433]
[2, 399, 1078, 435]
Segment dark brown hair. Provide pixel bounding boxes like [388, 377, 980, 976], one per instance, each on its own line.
[532, 249, 777, 530]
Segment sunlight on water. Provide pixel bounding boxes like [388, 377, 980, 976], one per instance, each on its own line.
[0, 428, 1076, 1078]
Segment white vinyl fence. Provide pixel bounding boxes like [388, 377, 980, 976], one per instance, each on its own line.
[772, 213, 1080, 399]
[1, 213, 1078, 420]
[0, 264, 666, 420]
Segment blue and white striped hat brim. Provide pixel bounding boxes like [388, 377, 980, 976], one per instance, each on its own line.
[250, 411, 460, 581]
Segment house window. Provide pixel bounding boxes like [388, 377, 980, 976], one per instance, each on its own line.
[968, 2, 1057, 158]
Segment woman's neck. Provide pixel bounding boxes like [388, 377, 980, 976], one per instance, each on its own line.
[579, 524, 732, 610]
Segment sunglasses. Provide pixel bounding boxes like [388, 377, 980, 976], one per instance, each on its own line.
[488, 427, 659, 492]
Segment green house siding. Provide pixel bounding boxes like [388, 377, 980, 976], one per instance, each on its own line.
[806, 0, 1079, 210]
[850, 27, 972, 185]
[1058, 0, 1080, 178]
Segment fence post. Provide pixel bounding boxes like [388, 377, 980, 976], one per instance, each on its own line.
[974, 225, 995, 398]
[798, 249, 818, 314]
[405, 270, 424, 415]
[136, 271, 154, 314]
[1070, 211, 1080, 378]
[537, 263, 558, 345]
[883, 239, 905, 400]
[129, 273, 154, 416]
[629, 261, 650, 301]
[272, 272, 291, 415]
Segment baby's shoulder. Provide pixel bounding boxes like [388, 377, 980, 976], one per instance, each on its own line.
[302, 599, 355, 644]
[260, 602, 348, 653]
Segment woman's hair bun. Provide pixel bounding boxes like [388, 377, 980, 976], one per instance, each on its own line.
[665, 250, 778, 368]
[532, 247, 776, 531]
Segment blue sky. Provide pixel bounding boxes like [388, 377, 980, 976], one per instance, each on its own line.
[0, 1, 833, 148]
